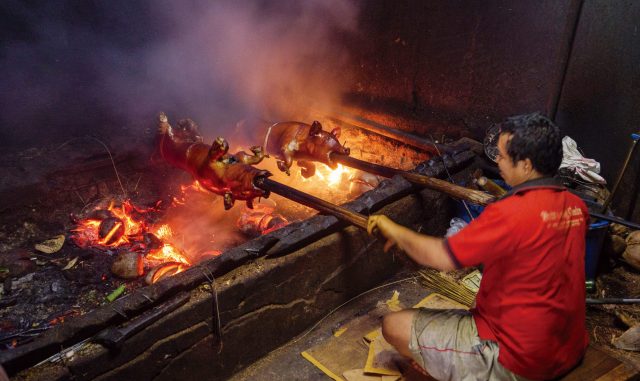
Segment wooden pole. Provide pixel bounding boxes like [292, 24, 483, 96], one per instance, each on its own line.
[332, 154, 496, 207]
[254, 177, 369, 230]
[324, 112, 447, 154]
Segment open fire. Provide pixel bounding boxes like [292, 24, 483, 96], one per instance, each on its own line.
[0, 106, 468, 381]
[70, 198, 192, 283]
[0, 108, 434, 374]
[66, 157, 364, 285]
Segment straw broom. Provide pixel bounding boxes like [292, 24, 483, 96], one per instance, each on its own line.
[418, 269, 477, 307]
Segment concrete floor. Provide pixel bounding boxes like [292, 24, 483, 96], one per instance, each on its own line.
[229, 270, 429, 381]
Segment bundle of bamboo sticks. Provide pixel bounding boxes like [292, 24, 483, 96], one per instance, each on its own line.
[418, 269, 477, 307]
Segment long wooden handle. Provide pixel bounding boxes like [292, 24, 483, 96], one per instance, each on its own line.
[332, 154, 496, 206]
[254, 177, 369, 230]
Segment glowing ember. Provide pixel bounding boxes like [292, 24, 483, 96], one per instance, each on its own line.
[147, 243, 191, 266]
[154, 224, 173, 240]
[200, 249, 223, 257]
[48, 310, 80, 326]
[147, 262, 190, 284]
[71, 199, 192, 282]
[71, 200, 149, 248]
[237, 202, 289, 236]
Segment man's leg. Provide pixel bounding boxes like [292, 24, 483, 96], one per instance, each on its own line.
[381, 309, 416, 358]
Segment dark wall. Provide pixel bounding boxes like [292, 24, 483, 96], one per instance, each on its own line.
[346, 0, 640, 221]
[345, 0, 581, 137]
[556, 0, 640, 220]
[2, 1, 638, 220]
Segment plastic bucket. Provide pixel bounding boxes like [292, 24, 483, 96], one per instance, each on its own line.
[585, 219, 609, 283]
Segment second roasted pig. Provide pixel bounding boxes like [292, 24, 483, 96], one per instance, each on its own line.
[157, 112, 271, 210]
[263, 120, 350, 178]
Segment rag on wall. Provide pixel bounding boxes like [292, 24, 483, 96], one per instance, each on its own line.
[559, 136, 606, 185]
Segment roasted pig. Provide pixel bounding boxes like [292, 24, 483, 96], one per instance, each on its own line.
[263, 121, 350, 177]
[157, 112, 271, 209]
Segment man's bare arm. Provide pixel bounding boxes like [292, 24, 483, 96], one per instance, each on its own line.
[368, 215, 456, 271]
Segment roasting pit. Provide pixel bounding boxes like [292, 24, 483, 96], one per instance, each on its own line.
[0, 116, 477, 380]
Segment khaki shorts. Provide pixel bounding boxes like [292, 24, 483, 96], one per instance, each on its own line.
[408, 308, 531, 381]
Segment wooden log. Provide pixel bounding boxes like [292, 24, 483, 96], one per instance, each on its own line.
[332, 154, 495, 206]
[475, 176, 508, 197]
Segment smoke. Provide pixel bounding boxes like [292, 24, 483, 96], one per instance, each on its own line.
[0, 0, 360, 150]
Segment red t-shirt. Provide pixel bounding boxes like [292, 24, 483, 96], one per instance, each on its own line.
[446, 181, 589, 380]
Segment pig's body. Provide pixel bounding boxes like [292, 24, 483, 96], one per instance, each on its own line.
[157, 113, 270, 209]
[264, 121, 350, 178]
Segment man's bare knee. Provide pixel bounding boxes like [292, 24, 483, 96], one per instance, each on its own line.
[381, 310, 415, 358]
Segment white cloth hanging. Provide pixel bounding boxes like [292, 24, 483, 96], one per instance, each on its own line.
[559, 136, 606, 184]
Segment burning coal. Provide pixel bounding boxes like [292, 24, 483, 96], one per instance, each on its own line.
[236, 200, 289, 237]
[70, 199, 192, 283]
[68, 176, 299, 284]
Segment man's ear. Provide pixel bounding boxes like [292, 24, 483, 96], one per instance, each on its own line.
[525, 158, 534, 171]
[518, 158, 534, 173]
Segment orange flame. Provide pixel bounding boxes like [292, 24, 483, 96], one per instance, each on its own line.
[109, 200, 146, 237]
[71, 199, 193, 283]
[150, 262, 190, 284]
[71, 200, 149, 248]
[154, 224, 173, 240]
[300, 163, 354, 189]
[237, 203, 289, 236]
[173, 181, 210, 205]
[147, 243, 191, 265]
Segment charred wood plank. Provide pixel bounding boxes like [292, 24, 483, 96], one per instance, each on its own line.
[93, 292, 191, 351]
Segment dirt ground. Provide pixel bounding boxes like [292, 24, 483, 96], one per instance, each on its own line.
[587, 253, 640, 369]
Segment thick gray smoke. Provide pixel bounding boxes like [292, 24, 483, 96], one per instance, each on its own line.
[0, 0, 359, 150]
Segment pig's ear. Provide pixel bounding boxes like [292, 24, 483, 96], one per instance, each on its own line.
[309, 121, 322, 136]
[330, 127, 341, 139]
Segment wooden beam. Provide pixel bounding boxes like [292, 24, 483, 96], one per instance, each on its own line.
[333, 154, 495, 206]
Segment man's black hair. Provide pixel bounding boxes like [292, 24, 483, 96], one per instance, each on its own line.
[499, 112, 563, 176]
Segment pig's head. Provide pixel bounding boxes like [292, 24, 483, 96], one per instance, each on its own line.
[174, 118, 203, 144]
[306, 121, 350, 168]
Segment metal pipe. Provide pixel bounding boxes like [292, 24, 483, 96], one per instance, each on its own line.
[589, 211, 640, 230]
[586, 298, 640, 305]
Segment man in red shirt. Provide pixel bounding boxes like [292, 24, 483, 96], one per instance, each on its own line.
[368, 113, 588, 380]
